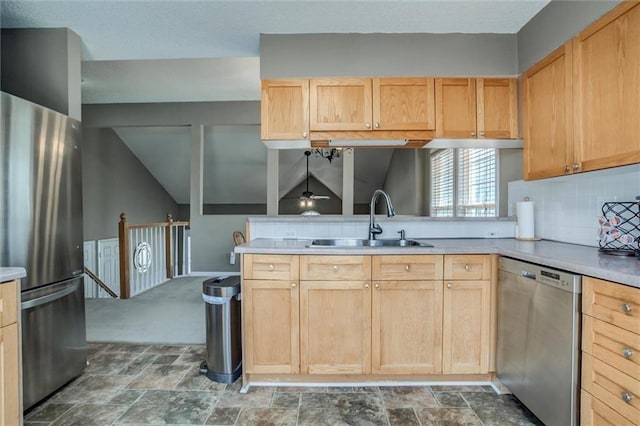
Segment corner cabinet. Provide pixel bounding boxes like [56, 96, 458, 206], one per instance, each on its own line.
[0, 279, 21, 426]
[522, 2, 640, 180]
[241, 253, 495, 384]
[435, 78, 518, 139]
[260, 79, 309, 141]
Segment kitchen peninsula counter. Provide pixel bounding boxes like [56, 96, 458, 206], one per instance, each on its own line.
[0, 267, 26, 283]
[235, 238, 640, 288]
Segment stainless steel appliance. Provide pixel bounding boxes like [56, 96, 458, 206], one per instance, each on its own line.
[1, 92, 87, 410]
[497, 257, 581, 426]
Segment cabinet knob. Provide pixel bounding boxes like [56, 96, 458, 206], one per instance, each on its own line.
[563, 165, 570, 173]
[572, 163, 580, 171]
[479, 131, 485, 137]
[267, 264, 274, 271]
[365, 122, 371, 129]
[447, 283, 452, 289]
[375, 283, 380, 289]
[365, 283, 370, 289]
[404, 265, 411, 272]
[622, 348, 634, 359]
[332, 265, 339, 272]
[464, 264, 471, 271]
[303, 131, 307, 138]
[375, 122, 380, 128]
[291, 283, 297, 288]
[621, 392, 634, 403]
[471, 131, 476, 137]
[622, 303, 633, 313]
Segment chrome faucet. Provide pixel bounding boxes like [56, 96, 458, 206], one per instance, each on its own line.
[369, 189, 396, 240]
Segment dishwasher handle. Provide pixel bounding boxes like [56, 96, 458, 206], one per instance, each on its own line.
[521, 269, 537, 280]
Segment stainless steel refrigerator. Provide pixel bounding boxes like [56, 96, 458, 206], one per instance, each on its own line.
[1, 92, 87, 410]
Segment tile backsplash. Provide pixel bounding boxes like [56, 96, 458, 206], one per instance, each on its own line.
[508, 164, 640, 247]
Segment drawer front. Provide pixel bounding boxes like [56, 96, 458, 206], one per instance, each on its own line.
[301, 256, 371, 281]
[583, 277, 640, 334]
[583, 315, 640, 379]
[0, 280, 18, 327]
[372, 255, 443, 281]
[444, 255, 491, 281]
[581, 389, 635, 426]
[582, 353, 640, 424]
[243, 254, 299, 281]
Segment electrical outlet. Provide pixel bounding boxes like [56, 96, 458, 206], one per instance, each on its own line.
[229, 251, 236, 265]
[284, 230, 297, 239]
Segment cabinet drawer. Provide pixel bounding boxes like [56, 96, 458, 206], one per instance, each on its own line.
[372, 255, 443, 281]
[243, 255, 299, 281]
[583, 315, 640, 380]
[581, 389, 635, 426]
[582, 353, 640, 424]
[301, 256, 371, 281]
[583, 277, 640, 334]
[444, 255, 491, 280]
[0, 280, 18, 327]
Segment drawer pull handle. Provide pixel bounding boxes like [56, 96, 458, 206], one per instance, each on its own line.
[332, 265, 339, 272]
[621, 392, 633, 403]
[464, 264, 471, 271]
[622, 303, 633, 313]
[404, 265, 411, 272]
[622, 348, 634, 358]
[267, 264, 275, 271]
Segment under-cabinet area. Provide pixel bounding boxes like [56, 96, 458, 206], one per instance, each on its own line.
[241, 253, 496, 385]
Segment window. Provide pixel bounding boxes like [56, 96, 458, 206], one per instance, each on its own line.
[430, 148, 497, 217]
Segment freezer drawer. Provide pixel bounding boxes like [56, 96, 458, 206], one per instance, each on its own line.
[21, 277, 87, 410]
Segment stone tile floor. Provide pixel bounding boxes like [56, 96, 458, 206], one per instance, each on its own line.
[25, 343, 543, 426]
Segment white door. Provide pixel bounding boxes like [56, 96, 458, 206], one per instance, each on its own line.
[83, 241, 97, 298]
[98, 238, 120, 298]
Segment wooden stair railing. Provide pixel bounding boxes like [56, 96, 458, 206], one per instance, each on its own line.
[84, 266, 118, 298]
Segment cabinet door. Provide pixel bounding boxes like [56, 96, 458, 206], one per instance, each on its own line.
[372, 281, 443, 374]
[310, 78, 373, 131]
[477, 78, 518, 139]
[573, 3, 640, 173]
[435, 78, 477, 138]
[443, 280, 491, 374]
[300, 280, 371, 374]
[0, 280, 18, 327]
[373, 77, 435, 131]
[243, 279, 299, 374]
[260, 79, 309, 140]
[581, 390, 635, 426]
[1, 323, 20, 426]
[522, 41, 574, 180]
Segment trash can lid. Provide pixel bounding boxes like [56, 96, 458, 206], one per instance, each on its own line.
[203, 276, 241, 297]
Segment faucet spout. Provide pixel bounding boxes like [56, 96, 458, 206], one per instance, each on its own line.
[369, 190, 396, 240]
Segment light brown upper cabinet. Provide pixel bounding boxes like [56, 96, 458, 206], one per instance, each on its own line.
[435, 78, 518, 139]
[373, 78, 435, 131]
[573, 2, 640, 173]
[261, 79, 309, 140]
[310, 78, 373, 131]
[310, 77, 436, 132]
[522, 41, 574, 180]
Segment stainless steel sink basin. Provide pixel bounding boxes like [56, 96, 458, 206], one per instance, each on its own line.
[308, 238, 432, 248]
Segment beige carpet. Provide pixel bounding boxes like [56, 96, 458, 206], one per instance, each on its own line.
[85, 275, 221, 344]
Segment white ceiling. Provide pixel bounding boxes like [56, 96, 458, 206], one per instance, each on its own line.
[1, 1, 546, 207]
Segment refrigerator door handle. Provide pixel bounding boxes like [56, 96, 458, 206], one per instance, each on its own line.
[21, 281, 80, 310]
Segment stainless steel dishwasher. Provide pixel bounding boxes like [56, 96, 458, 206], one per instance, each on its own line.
[497, 257, 582, 426]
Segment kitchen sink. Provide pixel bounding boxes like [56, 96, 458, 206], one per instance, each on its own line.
[308, 238, 432, 247]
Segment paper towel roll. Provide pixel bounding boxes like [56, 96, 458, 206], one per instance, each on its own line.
[516, 200, 535, 239]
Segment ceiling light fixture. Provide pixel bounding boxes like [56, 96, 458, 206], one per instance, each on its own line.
[313, 148, 341, 163]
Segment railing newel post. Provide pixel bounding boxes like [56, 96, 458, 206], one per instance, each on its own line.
[165, 213, 173, 279]
[118, 212, 131, 299]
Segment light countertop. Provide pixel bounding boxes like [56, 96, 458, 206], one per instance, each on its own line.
[235, 238, 640, 288]
[0, 267, 27, 283]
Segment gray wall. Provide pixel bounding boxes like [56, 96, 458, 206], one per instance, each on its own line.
[498, 149, 523, 217]
[261, 33, 518, 78]
[382, 149, 423, 215]
[517, 1, 621, 72]
[189, 214, 247, 273]
[1, 28, 82, 120]
[82, 127, 180, 241]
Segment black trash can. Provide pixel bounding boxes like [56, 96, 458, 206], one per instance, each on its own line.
[200, 276, 242, 383]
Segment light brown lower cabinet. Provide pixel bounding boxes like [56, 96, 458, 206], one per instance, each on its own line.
[0, 279, 21, 426]
[241, 254, 494, 380]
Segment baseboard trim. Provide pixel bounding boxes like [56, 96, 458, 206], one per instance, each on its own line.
[189, 271, 241, 277]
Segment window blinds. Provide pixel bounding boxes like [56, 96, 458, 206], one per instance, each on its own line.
[430, 149, 454, 217]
